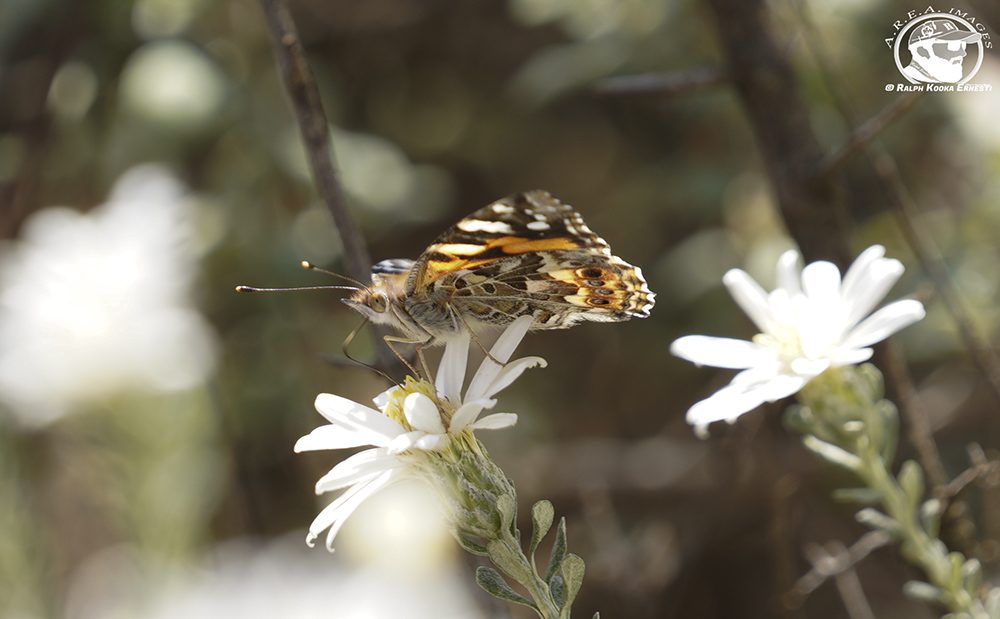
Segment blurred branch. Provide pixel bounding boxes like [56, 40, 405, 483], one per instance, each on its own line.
[786, 533, 890, 614]
[796, 3, 1000, 410]
[792, 0, 1000, 565]
[875, 153, 1000, 408]
[877, 343, 948, 489]
[819, 93, 923, 177]
[939, 444, 1000, 502]
[792, 0, 1000, 409]
[704, 0, 850, 264]
[257, 0, 401, 375]
[256, 0, 371, 284]
[788, 0, 954, 493]
[591, 67, 727, 98]
[936, 444, 1000, 560]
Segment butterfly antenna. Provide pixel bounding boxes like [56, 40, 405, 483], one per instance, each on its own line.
[342, 316, 399, 385]
[300, 261, 368, 289]
[235, 284, 359, 293]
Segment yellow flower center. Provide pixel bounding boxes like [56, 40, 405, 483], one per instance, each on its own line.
[380, 377, 455, 431]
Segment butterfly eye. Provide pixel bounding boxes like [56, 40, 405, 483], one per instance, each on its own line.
[369, 293, 389, 313]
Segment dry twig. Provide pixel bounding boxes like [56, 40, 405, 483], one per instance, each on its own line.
[786, 531, 892, 608]
[790, 0, 953, 492]
[257, 0, 372, 284]
[819, 93, 923, 176]
[793, 0, 1000, 410]
[257, 0, 402, 373]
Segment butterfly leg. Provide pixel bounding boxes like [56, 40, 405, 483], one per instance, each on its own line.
[383, 334, 433, 382]
[449, 305, 506, 367]
[337, 317, 402, 385]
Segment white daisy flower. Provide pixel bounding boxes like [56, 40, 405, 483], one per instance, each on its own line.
[295, 315, 544, 550]
[671, 245, 925, 437]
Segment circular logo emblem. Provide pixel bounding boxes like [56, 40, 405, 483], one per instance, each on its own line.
[893, 12, 984, 84]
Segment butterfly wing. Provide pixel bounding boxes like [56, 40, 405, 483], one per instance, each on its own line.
[406, 191, 654, 329]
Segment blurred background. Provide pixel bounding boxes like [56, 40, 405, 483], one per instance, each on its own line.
[1, 0, 999, 617]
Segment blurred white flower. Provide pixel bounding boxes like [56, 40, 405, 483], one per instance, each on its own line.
[671, 245, 925, 436]
[66, 535, 486, 619]
[0, 165, 217, 425]
[296, 315, 544, 550]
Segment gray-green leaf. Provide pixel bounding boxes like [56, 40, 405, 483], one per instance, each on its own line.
[530, 500, 555, 559]
[802, 436, 861, 471]
[456, 534, 489, 556]
[903, 580, 945, 603]
[497, 493, 517, 532]
[920, 498, 943, 538]
[898, 459, 925, 508]
[856, 508, 903, 537]
[876, 401, 899, 463]
[831, 487, 881, 505]
[560, 553, 586, 610]
[550, 573, 566, 608]
[487, 539, 532, 583]
[962, 558, 982, 595]
[476, 566, 536, 610]
[545, 517, 568, 584]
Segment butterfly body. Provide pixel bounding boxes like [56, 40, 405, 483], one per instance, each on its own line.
[344, 190, 654, 345]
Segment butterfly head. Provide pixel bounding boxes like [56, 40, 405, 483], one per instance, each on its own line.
[342, 258, 414, 327]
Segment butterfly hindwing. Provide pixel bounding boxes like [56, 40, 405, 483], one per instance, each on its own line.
[404, 191, 654, 331]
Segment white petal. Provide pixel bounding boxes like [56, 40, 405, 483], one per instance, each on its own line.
[488, 315, 534, 365]
[830, 347, 874, 366]
[801, 261, 842, 303]
[686, 383, 770, 430]
[471, 413, 518, 430]
[757, 373, 809, 401]
[412, 433, 447, 451]
[841, 299, 925, 349]
[403, 393, 445, 434]
[315, 393, 403, 440]
[372, 388, 393, 410]
[842, 258, 904, 330]
[670, 335, 775, 369]
[467, 356, 546, 403]
[764, 288, 795, 328]
[463, 316, 535, 403]
[722, 269, 773, 333]
[686, 373, 808, 435]
[730, 365, 781, 387]
[294, 424, 390, 452]
[789, 357, 829, 377]
[435, 330, 470, 404]
[449, 399, 494, 432]
[306, 469, 399, 551]
[387, 431, 426, 454]
[840, 245, 885, 302]
[775, 249, 802, 295]
[314, 447, 399, 493]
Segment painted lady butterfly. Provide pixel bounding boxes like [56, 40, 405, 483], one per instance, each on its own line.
[344, 190, 654, 353]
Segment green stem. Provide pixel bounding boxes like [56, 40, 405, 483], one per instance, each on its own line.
[854, 436, 986, 617]
[799, 366, 990, 618]
[499, 532, 561, 619]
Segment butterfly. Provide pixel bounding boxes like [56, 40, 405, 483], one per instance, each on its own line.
[343, 190, 654, 360]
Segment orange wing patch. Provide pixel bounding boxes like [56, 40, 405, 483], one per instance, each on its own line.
[414, 236, 584, 291]
[419, 257, 493, 284]
[493, 236, 581, 254]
